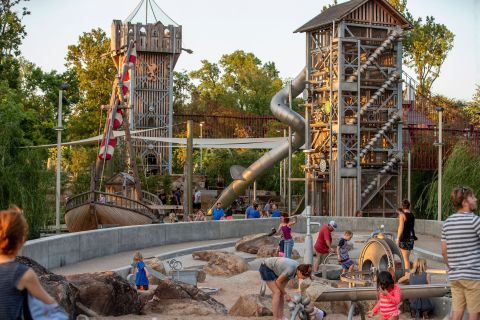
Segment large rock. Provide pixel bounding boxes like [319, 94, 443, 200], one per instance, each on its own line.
[143, 257, 166, 285]
[144, 278, 227, 315]
[66, 271, 141, 316]
[16, 256, 79, 318]
[235, 234, 279, 254]
[292, 233, 306, 243]
[229, 294, 273, 317]
[256, 244, 301, 259]
[193, 250, 249, 276]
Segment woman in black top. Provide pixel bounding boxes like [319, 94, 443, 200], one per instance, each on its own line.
[396, 199, 417, 272]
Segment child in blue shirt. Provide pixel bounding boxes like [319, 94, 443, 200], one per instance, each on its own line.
[133, 252, 149, 290]
[212, 202, 225, 220]
[336, 230, 354, 274]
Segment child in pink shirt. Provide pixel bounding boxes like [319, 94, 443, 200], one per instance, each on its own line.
[368, 271, 401, 320]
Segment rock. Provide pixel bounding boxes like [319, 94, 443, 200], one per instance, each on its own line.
[192, 250, 230, 261]
[235, 234, 279, 254]
[143, 257, 166, 285]
[256, 244, 301, 259]
[144, 278, 227, 315]
[198, 251, 249, 276]
[66, 271, 141, 316]
[292, 233, 305, 243]
[16, 256, 79, 318]
[229, 294, 273, 317]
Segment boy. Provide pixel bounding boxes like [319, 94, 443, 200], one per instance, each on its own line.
[337, 230, 354, 274]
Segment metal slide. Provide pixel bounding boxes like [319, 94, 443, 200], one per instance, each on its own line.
[214, 68, 307, 210]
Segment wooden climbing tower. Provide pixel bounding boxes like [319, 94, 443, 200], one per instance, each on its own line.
[111, 0, 183, 175]
[296, 0, 411, 216]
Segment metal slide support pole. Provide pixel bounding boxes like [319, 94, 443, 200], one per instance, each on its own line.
[129, 63, 135, 130]
[279, 158, 283, 203]
[407, 151, 411, 203]
[55, 89, 64, 234]
[436, 107, 444, 221]
[167, 27, 176, 174]
[253, 180, 257, 203]
[186, 120, 193, 216]
[288, 81, 293, 215]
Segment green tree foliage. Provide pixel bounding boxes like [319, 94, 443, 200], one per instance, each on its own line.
[65, 28, 115, 140]
[321, 0, 338, 13]
[418, 143, 480, 220]
[187, 50, 283, 115]
[465, 85, 480, 124]
[403, 16, 454, 95]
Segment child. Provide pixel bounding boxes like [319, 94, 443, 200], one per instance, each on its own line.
[406, 258, 433, 318]
[0, 206, 59, 319]
[132, 252, 149, 291]
[337, 230, 354, 274]
[368, 271, 401, 320]
[279, 216, 297, 259]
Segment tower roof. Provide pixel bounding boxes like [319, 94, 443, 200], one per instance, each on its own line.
[294, 0, 411, 33]
[125, 0, 179, 26]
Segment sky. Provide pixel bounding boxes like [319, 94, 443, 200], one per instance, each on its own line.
[20, 0, 480, 101]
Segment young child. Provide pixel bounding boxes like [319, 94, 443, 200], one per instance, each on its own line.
[132, 251, 149, 291]
[368, 271, 401, 320]
[337, 230, 354, 274]
[0, 206, 60, 319]
[406, 258, 433, 317]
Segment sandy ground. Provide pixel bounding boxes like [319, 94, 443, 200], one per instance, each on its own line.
[87, 232, 448, 320]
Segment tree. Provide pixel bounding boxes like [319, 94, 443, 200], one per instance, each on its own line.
[189, 51, 283, 115]
[465, 85, 480, 124]
[65, 28, 115, 140]
[403, 16, 454, 95]
[321, 0, 338, 13]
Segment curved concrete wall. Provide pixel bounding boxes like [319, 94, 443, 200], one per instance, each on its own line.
[20, 217, 442, 270]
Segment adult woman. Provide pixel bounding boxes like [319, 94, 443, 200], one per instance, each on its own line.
[278, 216, 297, 259]
[259, 257, 312, 320]
[0, 206, 58, 319]
[396, 200, 417, 272]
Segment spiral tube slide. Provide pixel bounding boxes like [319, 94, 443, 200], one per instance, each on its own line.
[213, 68, 307, 210]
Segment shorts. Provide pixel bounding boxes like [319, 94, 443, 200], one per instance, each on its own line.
[399, 239, 414, 251]
[193, 202, 201, 210]
[315, 251, 330, 266]
[341, 259, 354, 270]
[259, 263, 278, 282]
[451, 279, 480, 313]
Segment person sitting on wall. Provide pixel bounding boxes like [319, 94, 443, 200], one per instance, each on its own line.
[245, 203, 261, 219]
[271, 203, 281, 217]
[212, 202, 225, 221]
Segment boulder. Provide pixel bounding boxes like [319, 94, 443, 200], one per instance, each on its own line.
[144, 278, 227, 315]
[256, 244, 301, 259]
[197, 251, 249, 276]
[192, 250, 230, 261]
[143, 257, 166, 285]
[235, 234, 279, 254]
[229, 294, 273, 317]
[292, 233, 306, 243]
[66, 271, 141, 316]
[196, 269, 207, 283]
[16, 256, 79, 318]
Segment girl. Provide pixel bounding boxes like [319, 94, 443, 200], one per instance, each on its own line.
[278, 216, 297, 259]
[396, 200, 417, 272]
[132, 252, 149, 290]
[0, 206, 58, 319]
[368, 271, 401, 320]
[403, 258, 434, 317]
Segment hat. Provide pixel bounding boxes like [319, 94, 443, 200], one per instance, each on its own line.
[328, 220, 337, 229]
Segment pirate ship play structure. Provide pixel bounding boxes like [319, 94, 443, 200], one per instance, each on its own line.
[65, 1, 183, 232]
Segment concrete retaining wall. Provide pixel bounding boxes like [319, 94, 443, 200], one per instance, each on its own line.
[21, 217, 443, 270]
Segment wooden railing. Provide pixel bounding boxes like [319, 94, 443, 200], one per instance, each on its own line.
[66, 191, 158, 221]
[141, 190, 162, 205]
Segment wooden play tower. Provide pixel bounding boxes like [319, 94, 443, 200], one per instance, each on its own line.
[111, 0, 183, 175]
[296, 0, 411, 216]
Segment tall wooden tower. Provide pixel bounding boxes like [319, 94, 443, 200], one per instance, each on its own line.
[111, 0, 183, 175]
[296, 0, 411, 216]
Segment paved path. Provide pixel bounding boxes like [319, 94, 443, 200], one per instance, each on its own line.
[52, 238, 238, 275]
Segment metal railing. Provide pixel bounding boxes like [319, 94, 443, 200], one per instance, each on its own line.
[66, 191, 158, 220]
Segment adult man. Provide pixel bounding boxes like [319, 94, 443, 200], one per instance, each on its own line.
[245, 203, 260, 219]
[313, 220, 337, 272]
[212, 202, 225, 221]
[441, 186, 480, 320]
[173, 188, 182, 206]
[193, 188, 201, 210]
